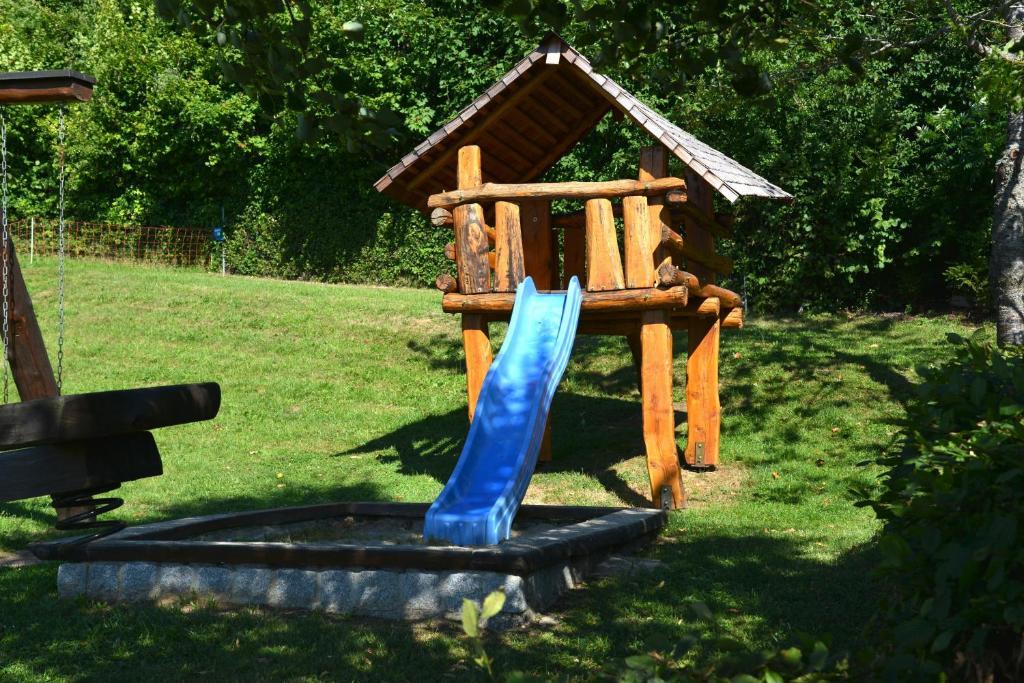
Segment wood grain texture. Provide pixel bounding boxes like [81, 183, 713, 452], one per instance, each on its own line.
[562, 224, 586, 287]
[657, 264, 741, 308]
[0, 432, 162, 502]
[682, 170, 721, 468]
[640, 311, 685, 508]
[584, 198, 625, 292]
[443, 286, 690, 314]
[520, 200, 559, 288]
[686, 312, 721, 468]
[435, 273, 458, 293]
[454, 146, 491, 294]
[4, 241, 59, 400]
[461, 314, 493, 423]
[494, 201, 526, 292]
[721, 307, 743, 329]
[639, 146, 673, 272]
[661, 225, 734, 276]
[428, 177, 686, 209]
[665, 190, 735, 239]
[623, 194, 656, 288]
[0, 383, 221, 450]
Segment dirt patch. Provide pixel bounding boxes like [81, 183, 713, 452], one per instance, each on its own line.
[682, 462, 750, 508]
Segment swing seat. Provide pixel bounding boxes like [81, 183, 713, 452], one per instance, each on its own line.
[0, 382, 220, 502]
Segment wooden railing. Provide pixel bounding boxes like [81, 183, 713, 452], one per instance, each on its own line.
[429, 150, 742, 329]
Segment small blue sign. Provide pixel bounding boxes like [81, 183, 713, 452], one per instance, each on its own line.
[212, 227, 225, 242]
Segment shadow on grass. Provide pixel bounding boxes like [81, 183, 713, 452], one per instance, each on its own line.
[0, 526, 880, 681]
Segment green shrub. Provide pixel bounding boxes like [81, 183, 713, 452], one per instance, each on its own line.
[864, 332, 1024, 680]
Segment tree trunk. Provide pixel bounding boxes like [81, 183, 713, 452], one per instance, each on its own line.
[992, 5, 1024, 346]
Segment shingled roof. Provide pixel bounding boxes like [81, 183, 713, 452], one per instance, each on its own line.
[374, 34, 791, 210]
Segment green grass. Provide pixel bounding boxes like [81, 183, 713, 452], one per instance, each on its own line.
[0, 259, 985, 681]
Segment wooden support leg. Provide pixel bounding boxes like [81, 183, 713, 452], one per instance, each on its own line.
[538, 423, 552, 463]
[685, 315, 721, 468]
[461, 313, 493, 422]
[640, 311, 685, 508]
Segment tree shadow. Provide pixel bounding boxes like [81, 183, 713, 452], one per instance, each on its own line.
[0, 522, 881, 682]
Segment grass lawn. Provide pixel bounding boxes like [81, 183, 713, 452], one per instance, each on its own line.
[0, 259, 985, 681]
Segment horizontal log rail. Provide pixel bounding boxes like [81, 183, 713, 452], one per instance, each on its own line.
[479, 298, 742, 331]
[427, 178, 687, 210]
[551, 204, 732, 239]
[657, 264, 742, 308]
[442, 286, 693, 314]
[661, 226, 734, 276]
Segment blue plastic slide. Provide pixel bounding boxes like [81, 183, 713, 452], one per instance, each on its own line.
[424, 276, 583, 546]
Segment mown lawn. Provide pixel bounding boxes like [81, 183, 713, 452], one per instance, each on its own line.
[0, 259, 985, 681]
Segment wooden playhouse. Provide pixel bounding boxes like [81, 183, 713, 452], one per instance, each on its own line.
[375, 34, 791, 509]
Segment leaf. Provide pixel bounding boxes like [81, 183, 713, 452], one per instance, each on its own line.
[461, 598, 479, 638]
[480, 590, 506, 621]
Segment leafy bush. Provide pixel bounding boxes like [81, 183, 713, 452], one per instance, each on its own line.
[864, 333, 1024, 680]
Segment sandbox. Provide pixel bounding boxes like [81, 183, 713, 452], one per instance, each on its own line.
[32, 502, 666, 625]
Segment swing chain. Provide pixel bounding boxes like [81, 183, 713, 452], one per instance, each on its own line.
[1, 109, 10, 405]
[56, 106, 66, 395]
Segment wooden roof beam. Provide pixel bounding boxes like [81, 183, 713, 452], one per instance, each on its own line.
[0, 70, 95, 105]
[428, 177, 686, 210]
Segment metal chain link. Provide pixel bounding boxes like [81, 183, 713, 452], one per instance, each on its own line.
[56, 106, 66, 395]
[1, 109, 10, 404]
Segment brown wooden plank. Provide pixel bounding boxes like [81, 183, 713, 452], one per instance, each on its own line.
[640, 311, 684, 508]
[453, 146, 491, 294]
[501, 108, 560, 147]
[429, 177, 686, 209]
[562, 225, 586, 287]
[584, 198, 624, 291]
[0, 383, 221, 451]
[443, 287, 690, 314]
[657, 264, 742, 308]
[0, 432, 162, 502]
[623, 195, 656, 288]
[683, 170, 721, 469]
[494, 201, 526, 292]
[661, 225, 734, 276]
[0, 70, 95, 105]
[639, 146, 673, 271]
[406, 69, 559, 192]
[517, 104, 611, 183]
[4, 240, 58, 400]
[520, 200, 559, 288]
[461, 314, 492, 422]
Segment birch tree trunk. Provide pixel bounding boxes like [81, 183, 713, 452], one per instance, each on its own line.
[991, 3, 1024, 346]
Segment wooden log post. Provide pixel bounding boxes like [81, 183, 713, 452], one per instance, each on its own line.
[454, 146, 494, 425]
[493, 201, 525, 292]
[683, 170, 721, 469]
[584, 198, 625, 291]
[453, 146, 491, 295]
[519, 199, 558, 462]
[562, 226, 586, 287]
[634, 146, 684, 508]
[640, 147, 673, 272]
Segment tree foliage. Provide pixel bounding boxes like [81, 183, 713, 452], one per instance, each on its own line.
[0, 0, 1011, 309]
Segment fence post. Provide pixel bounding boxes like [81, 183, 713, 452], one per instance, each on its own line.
[29, 217, 34, 265]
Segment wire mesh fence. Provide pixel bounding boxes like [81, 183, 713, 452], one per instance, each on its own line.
[7, 218, 216, 267]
